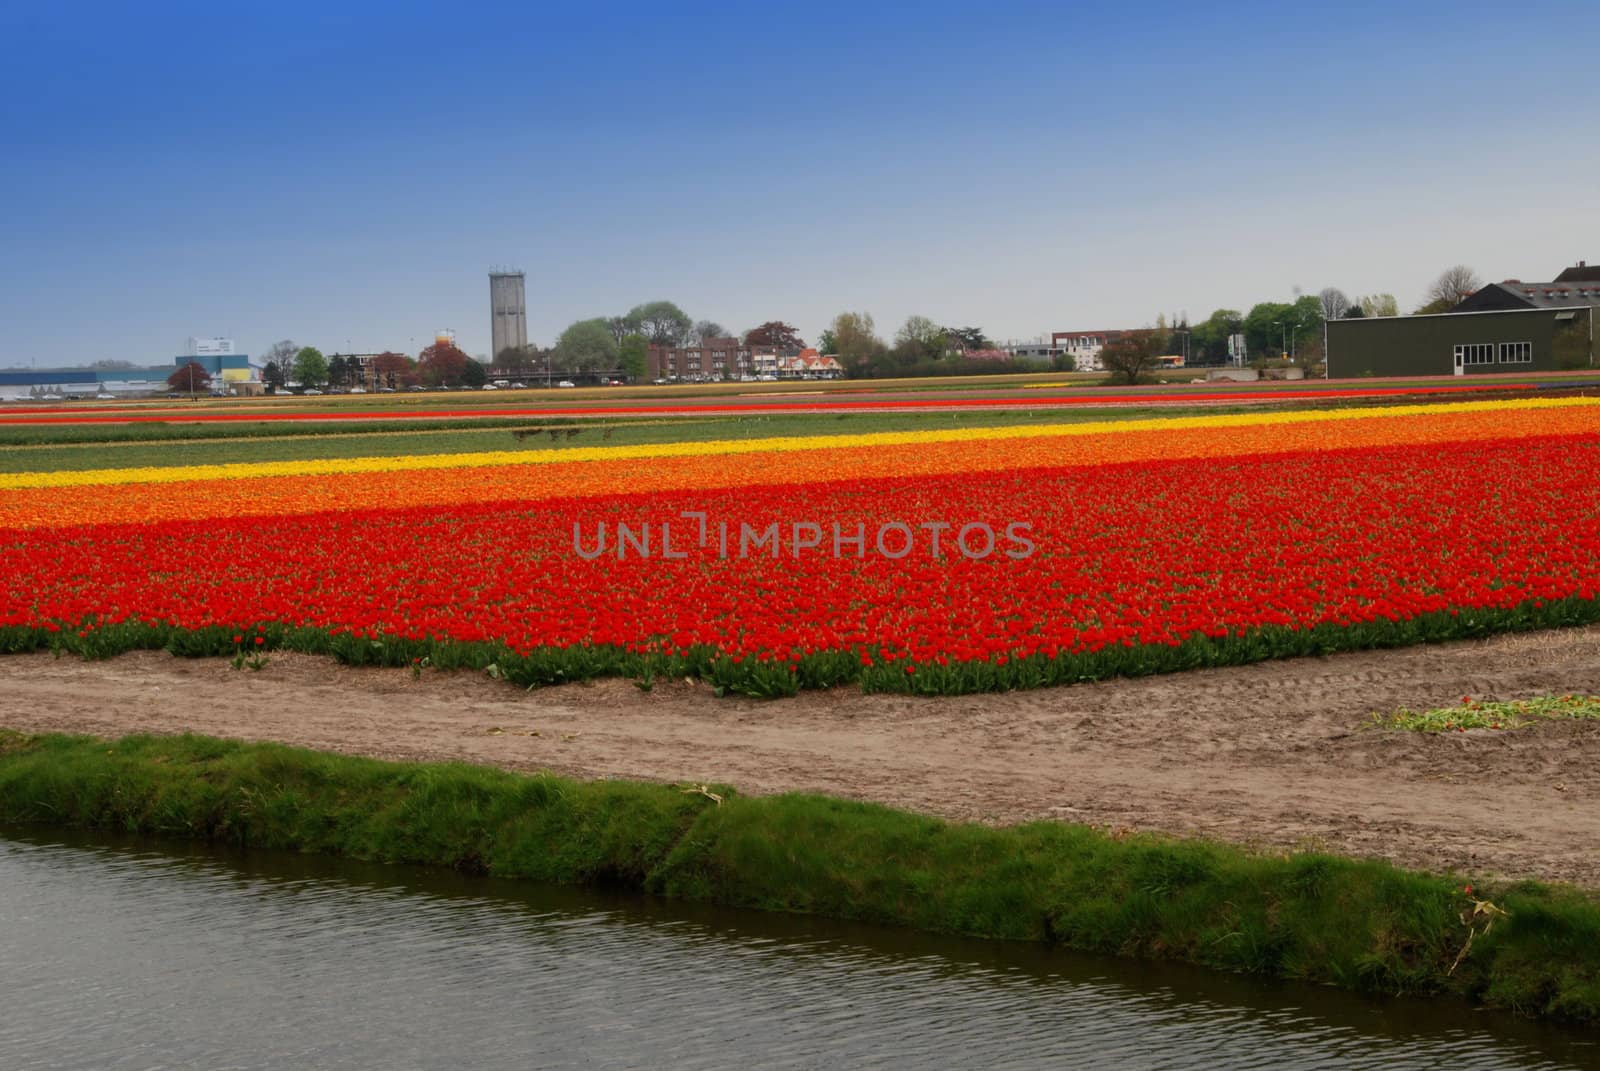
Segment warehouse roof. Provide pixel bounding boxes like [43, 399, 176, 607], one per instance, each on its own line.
[1453, 281, 1600, 313]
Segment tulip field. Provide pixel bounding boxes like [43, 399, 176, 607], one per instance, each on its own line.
[3, 396, 1600, 696]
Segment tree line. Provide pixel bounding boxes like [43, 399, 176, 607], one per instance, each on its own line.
[252, 340, 492, 392]
[242, 264, 1491, 391]
[498, 302, 812, 382]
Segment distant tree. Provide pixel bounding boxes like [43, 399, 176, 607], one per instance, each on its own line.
[1318, 288, 1352, 321]
[829, 312, 878, 351]
[372, 350, 415, 388]
[416, 342, 472, 387]
[1191, 308, 1244, 364]
[744, 321, 806, 351]
[1243, 300, 1321, 361]
[554, 318, 619, 374]
[1289, 294, 1324, 360]
[262, 340, 298, 370]
[618, 333, 649, 381]
[262, 360, 286, 393]
[1360, 293, 1399, 317]
[894, 315, 948, 361]
[943, 326, 992, 352]
[691, 319, 727, 343]
[1342, 305, 1367, 318]
[293, 346, 328, 388]
[1424, 265, 1483, 310]
[1243, 302, 1293, 358]
[827, 311, 885, 374]
[816, 328, 838, 354]
[1098, 329, 1164, 385]
[460, 358, 488, 388]
[168, 361, 212, 394]
[627, 301, 692, 347]
[605, 314, 641, 344]
[327, 354, 349, 388]
[493, 345, 542, 376]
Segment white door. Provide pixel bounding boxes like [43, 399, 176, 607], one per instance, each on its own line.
[1453, 349, 1464, 376]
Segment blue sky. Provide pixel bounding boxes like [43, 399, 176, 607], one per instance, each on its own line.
[4, 1, 1597, 365]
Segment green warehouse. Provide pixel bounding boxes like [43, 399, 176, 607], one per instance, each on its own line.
[1326, 263, 1596, 378]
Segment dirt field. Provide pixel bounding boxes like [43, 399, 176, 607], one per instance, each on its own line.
[5, 629, 1600, 888]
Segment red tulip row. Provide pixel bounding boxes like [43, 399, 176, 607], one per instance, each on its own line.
[2, 430, 1598, 693]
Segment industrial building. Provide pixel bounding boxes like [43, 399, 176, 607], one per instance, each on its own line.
[489, 270, 528, 360]
[0, 337, 262, 399]
[1326, 263, 1596, 377]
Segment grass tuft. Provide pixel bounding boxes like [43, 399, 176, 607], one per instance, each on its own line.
[1374, 694, 1600, 733]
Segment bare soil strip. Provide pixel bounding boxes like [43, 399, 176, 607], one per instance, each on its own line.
[5, 628, 1600, 887]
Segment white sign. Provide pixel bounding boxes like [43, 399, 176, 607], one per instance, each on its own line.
[186, 337, 234, 356]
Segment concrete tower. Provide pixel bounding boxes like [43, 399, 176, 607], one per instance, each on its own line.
[488, 269, 528, 359]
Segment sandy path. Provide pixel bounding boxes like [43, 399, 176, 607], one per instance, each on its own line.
[4, 629, 1600, 887]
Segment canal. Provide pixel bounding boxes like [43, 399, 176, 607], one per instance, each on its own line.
[2, 831, 1594, 1069]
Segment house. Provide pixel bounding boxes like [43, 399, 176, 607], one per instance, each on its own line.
[776, 349, 843, 379]
[1326, 263, 1595, 377]
[1048, 331, 1130, 372]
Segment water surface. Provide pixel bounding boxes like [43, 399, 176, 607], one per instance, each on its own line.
[1, 830, 1593, 1070]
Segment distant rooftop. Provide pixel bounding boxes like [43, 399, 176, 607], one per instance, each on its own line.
[1480, 281, 1600, 309]
[1554, 261, 1600, 283]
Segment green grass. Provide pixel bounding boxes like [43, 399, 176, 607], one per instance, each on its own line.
[1373, 694, 1600, 733]
[2, 729, 1598, 1022]
[0, 406, 1258, 472]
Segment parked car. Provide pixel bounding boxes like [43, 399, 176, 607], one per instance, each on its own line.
[407, 384, 428, 392]
[556, 380, 577, 388]
[95, 392, 116, 400]
[378, 386, 397, 393]
[348, 387, 366, 394]
[481, 383, 498, 390]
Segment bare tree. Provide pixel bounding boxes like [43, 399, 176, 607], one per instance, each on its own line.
[1425, 265, 1483, 309]
[604, 315, 638, 344]
[690, 319, 727, 343]
[1318, 288, 1352, 321]
[1098, 329, 1164, 385]
[261, 339, 298, 368]
[1359, 293, 1399, 318]
[828, 311, 883, 360]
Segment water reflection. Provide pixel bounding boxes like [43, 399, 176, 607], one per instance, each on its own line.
[0, 829, 1593, 1070]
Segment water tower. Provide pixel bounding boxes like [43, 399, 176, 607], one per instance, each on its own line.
[488, 269, 528, 359]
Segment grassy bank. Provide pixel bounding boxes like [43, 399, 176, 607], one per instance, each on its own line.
[0, 730, 1596, 1022]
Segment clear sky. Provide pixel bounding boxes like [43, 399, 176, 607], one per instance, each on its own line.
[5, 0, 1597, 365]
